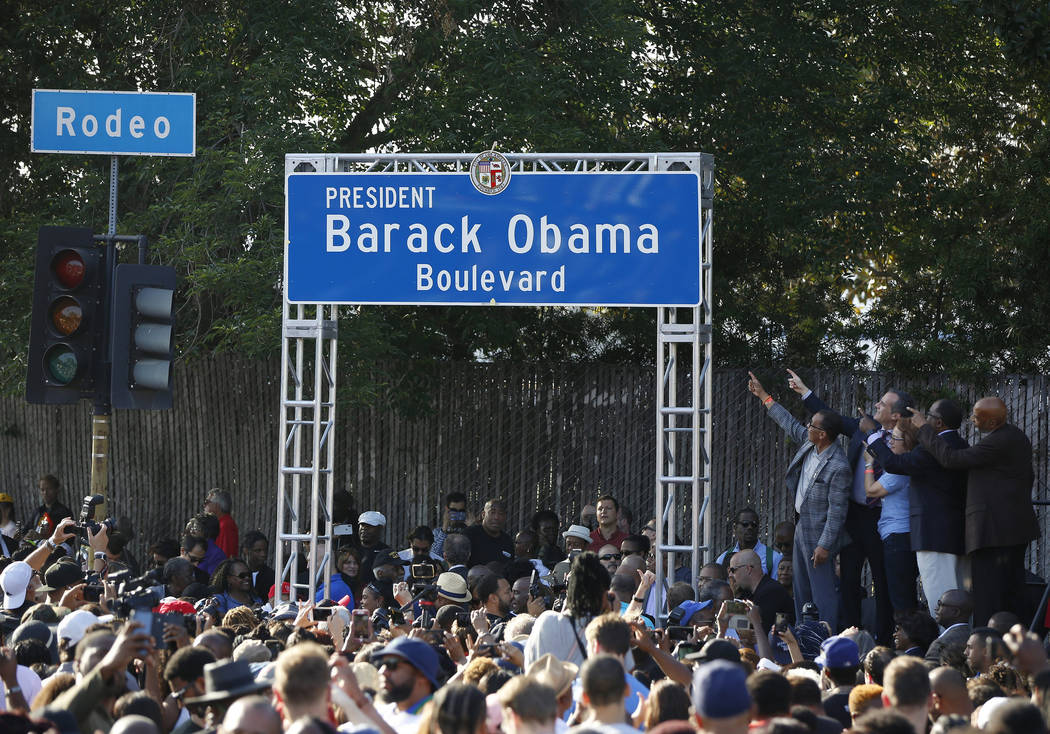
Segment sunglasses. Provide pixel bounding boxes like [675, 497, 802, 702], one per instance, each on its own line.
[228, 571, 251, 580]
[375, 656, 406, 670]
[599, 553, 622, 562]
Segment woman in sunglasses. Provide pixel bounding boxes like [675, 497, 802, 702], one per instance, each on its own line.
[210, 557, 261, 615]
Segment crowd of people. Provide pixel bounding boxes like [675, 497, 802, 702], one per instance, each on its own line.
[0, 369, 1046, 734]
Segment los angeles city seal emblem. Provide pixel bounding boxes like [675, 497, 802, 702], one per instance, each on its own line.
[469, 149, 511, 195]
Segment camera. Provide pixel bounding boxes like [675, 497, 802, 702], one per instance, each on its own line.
[409, 561, 441, 596]
[75, 494, 117, 541]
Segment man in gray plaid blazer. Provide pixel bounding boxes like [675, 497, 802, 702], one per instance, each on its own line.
[749, 372, 851, 632]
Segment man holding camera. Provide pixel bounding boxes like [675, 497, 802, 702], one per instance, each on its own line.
[728, 549, 793, 635]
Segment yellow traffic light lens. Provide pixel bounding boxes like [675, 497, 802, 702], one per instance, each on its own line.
[52, 250, 86, 289]
[49, 296, 83, 336]
[44, 345, 78, 384]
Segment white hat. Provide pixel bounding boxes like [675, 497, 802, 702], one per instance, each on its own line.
[0, 561, 33, 610]
[57, 609, 99, 646]
[562, 525, 591, 543]
[976, 697, 1009, 729]
[358, 511, 386, 527]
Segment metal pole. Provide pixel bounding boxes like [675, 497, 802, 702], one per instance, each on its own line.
[91, 155, 118, 514]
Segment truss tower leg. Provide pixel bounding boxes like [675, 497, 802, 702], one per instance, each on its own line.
[274, 301, 338, 603]
[654, 156, 714, 622]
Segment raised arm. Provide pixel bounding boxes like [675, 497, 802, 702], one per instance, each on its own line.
[917, 425, 1005, 471]
[749, 372, 807, 444]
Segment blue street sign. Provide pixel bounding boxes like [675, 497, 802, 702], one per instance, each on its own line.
[285, 172, 701, 306]
[31, 90, 196, 156]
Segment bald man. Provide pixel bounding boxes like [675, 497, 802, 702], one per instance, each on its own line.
[929, 667, 973, 719]
[220, 696, 282, 734]
[729, 548, 794, 634]
[910, 396, 1038, 625]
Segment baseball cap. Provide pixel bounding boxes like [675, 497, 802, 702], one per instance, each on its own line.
[374, 550, 406, 569]
[370, 636, 441, 689]
[561, 525, 591, 543]
[0, 561, 33, 609]
[57, 609, 98, 646]
[672, 599, 711, 625]
[692, 659, 751, 719]
[685, 637, 741, 664]
[358, 511, 386, 527]
[815, 635, 860, 669]
[39, 559, 82, 592]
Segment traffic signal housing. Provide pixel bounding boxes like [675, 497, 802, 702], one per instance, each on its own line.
[26, 226, 106, 404]
[110, 264, 177, 410]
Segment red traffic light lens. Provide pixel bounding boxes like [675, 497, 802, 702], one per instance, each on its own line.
[49, 296, 83, 336]
[43, 345, 79, 385]
[52, 250, 86, 289]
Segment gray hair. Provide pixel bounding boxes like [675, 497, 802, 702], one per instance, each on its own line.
[208, 488, 232, 514]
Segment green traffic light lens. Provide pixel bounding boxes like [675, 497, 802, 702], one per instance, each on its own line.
[43, 345, 78, 385]
[52, 250, 86, 289]
[49, 296, 83, 336]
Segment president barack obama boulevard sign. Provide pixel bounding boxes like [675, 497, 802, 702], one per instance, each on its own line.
[285, 169, 702, 307]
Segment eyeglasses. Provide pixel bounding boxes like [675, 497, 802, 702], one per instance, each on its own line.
[599, 553, 622, 562]
[228, 571, 251, 580]
[728, 564, 752, 573]
[805, 422, 826, 433]
[375, 657, 405, 670]
[890, 435, 906, 442]
[736, 520, 758, 528]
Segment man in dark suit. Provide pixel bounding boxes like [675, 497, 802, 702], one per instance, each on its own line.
[865, 398, 968, 612]
[925, 589, 973, 667]
[907, 397, 1039, 625]
[785, 369, 896, 644]
[749, 372, 851, 631]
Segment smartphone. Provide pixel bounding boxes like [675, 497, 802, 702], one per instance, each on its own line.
[314, 605, 332, 621]
[774, 612, 788, 632]
[675, 642, 702, 660]
[350, 609, 369, 638]
[666, 625, 693, 641]
[725, 599, 748, 615]
[530, 569, 543, 599]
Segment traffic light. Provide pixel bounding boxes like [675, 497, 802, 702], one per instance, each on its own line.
[109, 264, 177, 409]
[26, 226, 106, 404]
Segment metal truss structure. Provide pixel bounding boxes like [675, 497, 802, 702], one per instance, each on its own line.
[279, 152, 714, 612]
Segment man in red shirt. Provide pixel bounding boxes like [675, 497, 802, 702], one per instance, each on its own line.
[588, 495, 629, 552]
[206, 488, 239, 558]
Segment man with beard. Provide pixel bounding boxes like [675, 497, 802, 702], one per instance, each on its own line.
[477, 572, 514, 633]
[371, 637, 441, 731]
[715, 507, 782, 580]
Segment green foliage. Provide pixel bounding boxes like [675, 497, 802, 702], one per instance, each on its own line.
[2, 0, 1048, 410]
